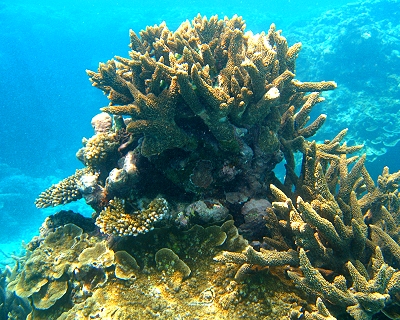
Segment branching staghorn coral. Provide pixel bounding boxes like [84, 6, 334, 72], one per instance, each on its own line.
[84, 14, 336, 194]
[91, 16, 336, 157]
[216, 135, 400, 319]
[288, 247, 398, 320]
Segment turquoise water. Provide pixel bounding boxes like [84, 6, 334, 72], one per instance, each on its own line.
[0, 0, 399, 266]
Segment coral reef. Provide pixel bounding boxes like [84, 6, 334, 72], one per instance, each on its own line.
[35, 14, 337, 239]
[288, 0, 400, 166]
[6, 219, 311, 319]
[25, 13, 400, 320]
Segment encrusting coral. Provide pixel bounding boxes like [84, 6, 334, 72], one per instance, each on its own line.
[25, 14, 400, 319]
[6, 217, 312, 319]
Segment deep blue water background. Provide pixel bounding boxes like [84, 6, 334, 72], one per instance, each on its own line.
[0, 0, 399, 266]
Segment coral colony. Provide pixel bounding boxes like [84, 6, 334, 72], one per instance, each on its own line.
[2, 15, 400, 319]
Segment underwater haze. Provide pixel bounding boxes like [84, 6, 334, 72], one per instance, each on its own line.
[0, 0, 400, 317]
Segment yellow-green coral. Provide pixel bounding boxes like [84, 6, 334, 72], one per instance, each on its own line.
[155, 248, 191, 279]
[216, 135, 400, 318]
[76, 131, 120, 168]
[95, 197, 168, 236]
[114, 251, 140, 280]
[9, 219, 308, 320]
[31, 280, 68, 310]
[78, 241, 115, 269]
[7, 224, 90, 310]
[35, 168, 92, 208]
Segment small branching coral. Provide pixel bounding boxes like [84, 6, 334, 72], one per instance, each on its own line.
[95, 197, 168, 236]
[35, 168, 93, 208]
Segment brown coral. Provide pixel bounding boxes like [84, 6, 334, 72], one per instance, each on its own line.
[35, 168, 92, 208]
[95, 197, 168, 236]
[37, 14, 338, 215]
[86, 14, 336, 191]
[216, 134, 400, 318]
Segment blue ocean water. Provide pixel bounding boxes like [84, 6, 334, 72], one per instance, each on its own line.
[0, 0, 399, 268]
